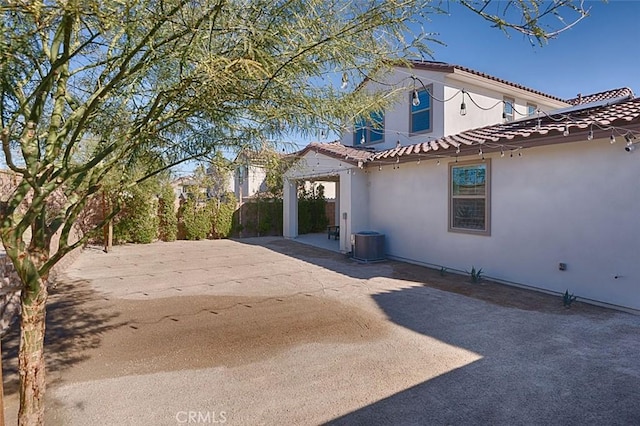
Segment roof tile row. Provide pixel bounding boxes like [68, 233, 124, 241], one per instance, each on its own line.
[370, 97, 640, 162]
[299, 96, 640, 166]
[566, 87, 634, 105]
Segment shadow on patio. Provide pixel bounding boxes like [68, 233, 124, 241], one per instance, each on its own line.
[1, 278, 127, 395]
[234, 237, 640, 424]
[326, 284, 640, 425]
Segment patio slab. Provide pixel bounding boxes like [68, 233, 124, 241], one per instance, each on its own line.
[2, 237, 639, 425]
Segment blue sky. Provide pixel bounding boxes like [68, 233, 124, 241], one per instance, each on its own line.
[424, 0, 639, 99]
[279, 0, 640, 152]
[184, 1, 640, 169]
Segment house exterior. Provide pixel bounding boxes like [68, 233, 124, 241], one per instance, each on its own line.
[284, 60, 640, 312]
[232, 161, 269, 202]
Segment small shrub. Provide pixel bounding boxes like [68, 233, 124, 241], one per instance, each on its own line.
[469, 266, 483, 283]
[563, 290, 577, 307]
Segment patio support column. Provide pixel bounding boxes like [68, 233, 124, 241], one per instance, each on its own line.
[334, 181, 340, 227]
[283, 178, 298, 238]
[338, 170, 351, 253]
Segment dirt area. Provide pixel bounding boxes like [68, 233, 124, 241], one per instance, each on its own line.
[268, 238, 613, 316]
[48, 283, 388, 383]
[1, 238, 638, 425]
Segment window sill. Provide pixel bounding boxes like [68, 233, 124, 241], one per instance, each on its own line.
[409, 129, 433, 137]
[448, 227, 491, 237]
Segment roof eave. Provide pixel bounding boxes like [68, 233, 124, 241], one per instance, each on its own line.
[447, 69, 568, 107]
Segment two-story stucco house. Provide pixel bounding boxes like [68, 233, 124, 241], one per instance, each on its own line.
[284, 60, 640, 312]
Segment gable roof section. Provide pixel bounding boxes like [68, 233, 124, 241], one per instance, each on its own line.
[370, 96, 640, 162]
[296, 141, 374, 164]
[566, 87, 634, 105]
[408, 61, 566, 103]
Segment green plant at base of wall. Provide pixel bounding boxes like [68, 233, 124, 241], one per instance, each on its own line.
[563, 290, 577, 307]
[469, 266, 483, 283]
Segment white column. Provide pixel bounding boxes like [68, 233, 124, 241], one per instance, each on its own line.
[334, 181, 341, 226]
[338, 171, 351, 253]
[283, 178, 298, 238]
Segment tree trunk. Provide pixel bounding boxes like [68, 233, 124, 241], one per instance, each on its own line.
[0, 338, 5, 426]
[17, 283, 47, 426]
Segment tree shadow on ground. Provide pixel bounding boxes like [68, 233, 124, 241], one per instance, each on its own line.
[328, 285, 640, 425]
[1, 278, 126, 395]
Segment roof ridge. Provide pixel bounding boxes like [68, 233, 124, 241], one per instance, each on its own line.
[566, 87, 635, 105]
[406, 60, 566, 103]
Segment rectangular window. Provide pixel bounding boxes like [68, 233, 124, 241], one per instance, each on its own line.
[503, 97, 514, 122]
[410, 86, 432, 134]
[449, 159, 490, 235]
[527, 103, 537, 116]
[354, 111, 384, 145]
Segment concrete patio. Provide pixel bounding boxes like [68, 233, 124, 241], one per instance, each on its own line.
[3, 237, 639, 425]
[291, 232, 341, 253]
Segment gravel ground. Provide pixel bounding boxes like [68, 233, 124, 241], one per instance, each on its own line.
[3, 237, 639, 425]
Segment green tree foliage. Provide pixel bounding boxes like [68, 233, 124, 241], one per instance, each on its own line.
[298, 184, 329, 234]
[232, 196, 283, 237]
[178, 198, 211, 240]
[211, 192, 237, 239]
[207, 153, 234, 201]
[0, 0, 589, 421]
[264, 151, 294, 198]
[158, 182, 178, 242]
[113, 183, 159, 244]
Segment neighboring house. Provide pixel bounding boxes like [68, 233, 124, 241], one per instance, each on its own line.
[233, 161, 269, 202]
[284, 60, 640, 312]
[171, 176, 198, 203]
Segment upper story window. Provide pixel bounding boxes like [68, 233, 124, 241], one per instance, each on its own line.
[503, 97, 515, 122]
[410, 86, 432, 134]
[354, 111, 384, 145]
[449, 159, 491, 235]
[527, 103, 537, 116]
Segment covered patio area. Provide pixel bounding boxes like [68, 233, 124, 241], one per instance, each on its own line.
[293, 232, 342, 253]
[283, 142, 373, 253]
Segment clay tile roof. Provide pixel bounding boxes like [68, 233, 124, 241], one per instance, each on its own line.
[408, 60, 565, 102]
[566, 87, 634, 105]
[297, 141, 374, 163]
[371, 97, 640, 163]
